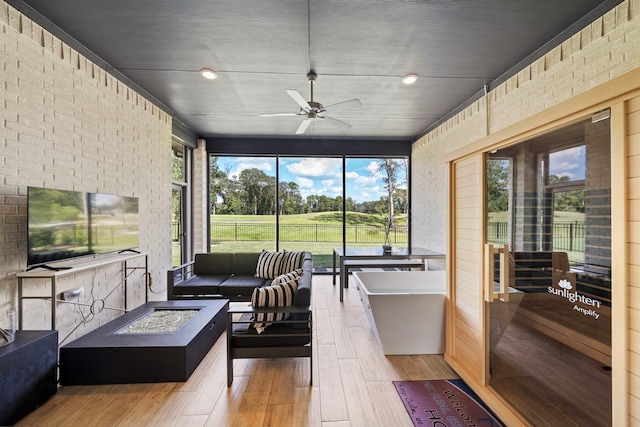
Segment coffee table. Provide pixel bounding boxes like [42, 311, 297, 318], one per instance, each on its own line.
[59, 299, 228, 385]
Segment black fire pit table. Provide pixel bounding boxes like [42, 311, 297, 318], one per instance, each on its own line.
[59, 299, 228, 385]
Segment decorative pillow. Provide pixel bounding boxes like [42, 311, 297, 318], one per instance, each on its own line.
[251, 279, 298, 334]
[280, 250, 305, 275]
[254, 250, 285, 279]
[271, 268, 303, 286]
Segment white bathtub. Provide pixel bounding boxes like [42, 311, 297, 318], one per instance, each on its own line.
[353, 270, 446, 355]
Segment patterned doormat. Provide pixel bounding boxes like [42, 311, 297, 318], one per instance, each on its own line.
[393, 380, 505, 427]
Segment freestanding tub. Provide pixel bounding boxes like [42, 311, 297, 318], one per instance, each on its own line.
[353, 270, 446, 355]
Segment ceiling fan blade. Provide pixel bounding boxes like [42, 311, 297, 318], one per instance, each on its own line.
[295, 118, 313, 135]
[322, 116, 352, 131]
[285, 89, 312, 112]
[320, 98, 361, 114]
[259, 112, 300, 117]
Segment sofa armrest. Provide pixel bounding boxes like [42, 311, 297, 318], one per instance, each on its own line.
[228, 305, 311, 316]
[167, 261, 195, 300]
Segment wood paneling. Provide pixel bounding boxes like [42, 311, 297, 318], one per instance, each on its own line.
[447, 153, 484, 386]
[628, 95, 640, 425]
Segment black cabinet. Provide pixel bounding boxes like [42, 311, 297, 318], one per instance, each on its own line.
[0, 330, 58, 426]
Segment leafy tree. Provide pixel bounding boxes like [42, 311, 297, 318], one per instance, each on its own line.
[549, 175, 585, 213]
[279, 181, 304, 215]
[238, 168, 274, 215]
[486, 159, 510, 214]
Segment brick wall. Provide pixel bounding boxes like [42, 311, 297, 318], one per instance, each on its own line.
[0, 2, 173, 341]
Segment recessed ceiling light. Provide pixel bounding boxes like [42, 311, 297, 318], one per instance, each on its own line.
[200, 68, 218, 80]
[402, 74, 418, 85]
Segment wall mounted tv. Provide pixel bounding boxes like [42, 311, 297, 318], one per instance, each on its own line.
[27, 187, 139, 268]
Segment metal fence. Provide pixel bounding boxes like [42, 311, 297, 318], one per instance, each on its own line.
[487, 221, 585, 252]
[207, 222, 408, 244]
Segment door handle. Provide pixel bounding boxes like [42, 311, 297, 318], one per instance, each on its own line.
[485, 244, 510, 302]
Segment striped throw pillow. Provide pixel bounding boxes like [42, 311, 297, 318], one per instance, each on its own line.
[271, 268, 303, 286]
[280, 250, 305, 275]
[254, 250, 285, 279]
[251, 279, 298, 333]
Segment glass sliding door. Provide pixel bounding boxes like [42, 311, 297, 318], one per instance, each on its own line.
[485, 117, 612, 425]
[209, 156, 277, 252]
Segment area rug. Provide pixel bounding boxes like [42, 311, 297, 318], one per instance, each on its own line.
[393, 379, 505, 427]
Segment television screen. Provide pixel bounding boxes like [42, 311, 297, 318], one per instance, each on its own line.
[27, 187, 139, 268]
[27, 187, 91, 266]
[90, 194, 139, 254]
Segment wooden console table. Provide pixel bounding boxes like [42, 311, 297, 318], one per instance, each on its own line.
[17, 252, 148, 330]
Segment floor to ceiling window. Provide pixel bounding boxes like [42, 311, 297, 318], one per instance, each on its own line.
[208, 154, 409, 269]
[277, 157, 343, 269]
[209, 157, 277, 253]
[345, 158, 409, 251]
[171, 138, 191, 267]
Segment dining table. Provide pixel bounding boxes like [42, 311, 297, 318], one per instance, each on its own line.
[332, 246, 446, 294]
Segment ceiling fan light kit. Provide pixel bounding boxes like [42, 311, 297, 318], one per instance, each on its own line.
[260, 72, 361, 135]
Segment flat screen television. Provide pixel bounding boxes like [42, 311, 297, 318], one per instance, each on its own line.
[27, 187, 139, 268]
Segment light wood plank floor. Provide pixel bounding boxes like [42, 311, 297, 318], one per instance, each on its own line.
[17, 274, 458, 427]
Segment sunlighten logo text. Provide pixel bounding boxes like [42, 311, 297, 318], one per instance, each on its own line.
[548, 281, 602, 320]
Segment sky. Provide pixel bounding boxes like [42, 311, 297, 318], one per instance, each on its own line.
[215, 157, 407, 203]
[548, 145, 586, 181]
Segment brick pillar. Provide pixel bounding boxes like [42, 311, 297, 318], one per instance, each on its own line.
[192, 139, 209, 253]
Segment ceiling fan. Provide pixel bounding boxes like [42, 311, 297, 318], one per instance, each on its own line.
[259, 72, 361, 135]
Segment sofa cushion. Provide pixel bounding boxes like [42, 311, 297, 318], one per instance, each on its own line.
[251, 279, 298, 333]
[280, 251, 305, 275]
[172, 274, 229, 296]
[231, 313, 311, 347]
[232, 252, 261, 276]
[254, 250, 285, 279]
[271, 268, 303, 286]
[193, 253, 233, 275]
[219, 276, 270, 297]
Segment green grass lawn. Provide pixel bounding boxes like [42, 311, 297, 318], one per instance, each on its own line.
[207, 212, 408, 268]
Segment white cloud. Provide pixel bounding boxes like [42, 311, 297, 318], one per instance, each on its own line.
[355, 175, 378, 186]
[226, 157, 274, 179]
[366, 161, 381, 175]
[344, 171, 359, 179]
[286, 158, 342, 178]
[297, 177, 314, 188]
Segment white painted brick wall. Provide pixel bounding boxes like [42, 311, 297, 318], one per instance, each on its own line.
[0, 1, 173, 342]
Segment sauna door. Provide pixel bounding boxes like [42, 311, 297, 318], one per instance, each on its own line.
[485, 117, 612, 426]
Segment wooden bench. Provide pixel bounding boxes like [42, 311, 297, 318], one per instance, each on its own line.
[341, 259, 425, 301]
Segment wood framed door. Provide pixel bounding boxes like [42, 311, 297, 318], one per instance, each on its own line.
[446, 116, 614, 426]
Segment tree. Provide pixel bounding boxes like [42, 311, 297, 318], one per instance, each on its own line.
[238, 168, 274, 215]
[279, 181, 304, 215]
[486, 159, 510, 214]
[372, 159, 402, 229]
[209, 157, 229, 214]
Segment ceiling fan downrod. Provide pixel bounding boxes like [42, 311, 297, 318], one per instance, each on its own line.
[307, 72, 321, 110]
